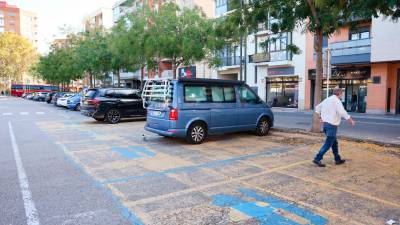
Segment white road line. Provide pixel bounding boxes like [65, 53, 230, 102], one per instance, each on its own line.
[2, 112, 13, 116]
[35, 112, 45, 115]
[8, 122, 40, 225]
[20, 112, 29, 116]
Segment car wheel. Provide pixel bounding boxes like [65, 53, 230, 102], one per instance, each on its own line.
[106, 108, 121, 124]
[256, 117, 270, 136]
[75, 104, 81, 111]
[186, 122, 207, 144]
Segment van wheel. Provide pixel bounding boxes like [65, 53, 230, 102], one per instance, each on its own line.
[106, 109, 121, 124]
[256, 117, 270, 136]
[186, 122, 207, 144]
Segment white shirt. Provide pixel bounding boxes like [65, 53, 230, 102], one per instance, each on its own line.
[315, 95, 350, 126]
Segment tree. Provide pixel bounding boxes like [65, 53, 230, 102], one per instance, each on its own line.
[146, 3, 216, 78]
[222, 0, 400, 132]
[0, 32, 37, 88]
[75, 29, 112, 87]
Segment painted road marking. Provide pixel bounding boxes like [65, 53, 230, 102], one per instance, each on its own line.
[8, 122, 40, 225]
[112, 146, 156, 159]
[36, 112, 45, 115]
[102, 146, 291, 184]
[20, 112, 29, 116]
[2, 112, 13, 116]
[212, 188, 328, 225]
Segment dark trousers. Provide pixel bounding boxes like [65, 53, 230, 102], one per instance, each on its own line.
[314, 123, 342, 162]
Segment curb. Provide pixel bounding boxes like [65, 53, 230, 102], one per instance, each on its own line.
[272, 127, 400, 148]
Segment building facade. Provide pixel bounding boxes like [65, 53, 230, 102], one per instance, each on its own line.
[0, 1, 40, 89]
[304, 16, 400, 115]
[214, 0, 307, 109]
[83, 7, 113, 32]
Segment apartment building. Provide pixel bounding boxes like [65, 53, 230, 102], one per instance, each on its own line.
[0, 1, 20, 33]
[83, 7, 113, 32]
[305, 16, 400, 114]
[214, 0, 308, 109]
[0, 2, 38, 48]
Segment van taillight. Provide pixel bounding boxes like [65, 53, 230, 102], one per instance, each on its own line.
[169, 108, 178, 121]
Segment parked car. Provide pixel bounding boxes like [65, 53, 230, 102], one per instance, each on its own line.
[81, 88, 145, 124]
[26, 93, 34, 100]
[142, 78, 274, 144]
[67, 94, 82, 111]
[34, 92, 48, 101]
[56, 93, 75, 107]
[45, 92, 56, 104]
[51, 92, 65, 105]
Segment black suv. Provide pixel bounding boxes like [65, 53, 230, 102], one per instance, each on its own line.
[81, 88, 146, 124]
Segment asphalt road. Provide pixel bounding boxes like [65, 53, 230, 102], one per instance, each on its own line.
[1, 97, 399, 225]
[0, 97, 130, 225]
[273, 109, 400, 145]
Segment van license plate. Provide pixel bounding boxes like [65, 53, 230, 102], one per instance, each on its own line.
[152, 111, 162, 117]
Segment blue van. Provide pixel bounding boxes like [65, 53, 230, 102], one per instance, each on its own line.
[143, 78, 274, 144]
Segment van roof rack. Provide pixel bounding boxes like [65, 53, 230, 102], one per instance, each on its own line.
[177, 77, 245, 85]
[142, 79, 173, 108]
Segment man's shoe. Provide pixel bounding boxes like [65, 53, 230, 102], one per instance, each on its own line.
[313, 160, 326, 167]
[335, 159, 346, 165]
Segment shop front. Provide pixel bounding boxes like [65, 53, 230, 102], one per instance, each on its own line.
[265, 67, 299, 108]
[309, 66, 370, 113]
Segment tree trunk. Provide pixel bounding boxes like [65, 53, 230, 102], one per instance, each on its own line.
[89, 73, 93, 88]
[311, 29, 324, 132]
[140, 66, 145, 90]
[117, 70, 121, 88]
[172, 60, 177, 79]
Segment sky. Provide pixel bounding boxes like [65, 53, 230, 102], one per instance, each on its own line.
[8, 0, 118, 53]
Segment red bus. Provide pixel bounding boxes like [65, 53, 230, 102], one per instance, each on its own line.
[11, 84, 60, 97]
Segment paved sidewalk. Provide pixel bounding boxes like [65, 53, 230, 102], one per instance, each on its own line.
[272, 108, 400, 145]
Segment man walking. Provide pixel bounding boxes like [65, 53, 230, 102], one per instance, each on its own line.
[313, 87, 355, 167]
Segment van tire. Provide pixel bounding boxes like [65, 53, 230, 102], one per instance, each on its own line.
[106, 108, 121, 124]
[186, 122, 207, 144]
[256, 117, 270, 136]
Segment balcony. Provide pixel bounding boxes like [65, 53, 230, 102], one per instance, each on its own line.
[215, 0, 236, 17]
[250, 50, 291, 63]
[219, 56, 241, 67]
[330, 38, 371, 65]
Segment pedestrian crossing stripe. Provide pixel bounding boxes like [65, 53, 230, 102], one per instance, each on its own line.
[20, 112, 29, 115]
[1, 112, 46, 116]
[2, 112, 12, 116]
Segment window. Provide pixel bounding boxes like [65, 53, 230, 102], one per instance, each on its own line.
[184, 85, 209, 103]
[223, 86, 236, 102]
[211, 86, 224, 102]
[349, 26, 370, 40]
[240, 86, 258, 104]
[0, 18, 3, 26]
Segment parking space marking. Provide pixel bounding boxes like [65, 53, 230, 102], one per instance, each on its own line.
[8, 122, 40, 225]
[112, 146, 156, 159]
[212, 188, 328, 225]
[2, 112, 13, 116]
[102, 146, 292, 184]
[125, 160, 309, 207]
[276, 171, 400, 208]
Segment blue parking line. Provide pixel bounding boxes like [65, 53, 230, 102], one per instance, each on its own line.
[112, 146, 156, 159]
[212, 188, 328, 225]
[102, 146, 291, 184]
[55, 143, 145, 225]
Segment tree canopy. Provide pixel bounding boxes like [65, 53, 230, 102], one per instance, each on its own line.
[0, 32, 37, 87]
